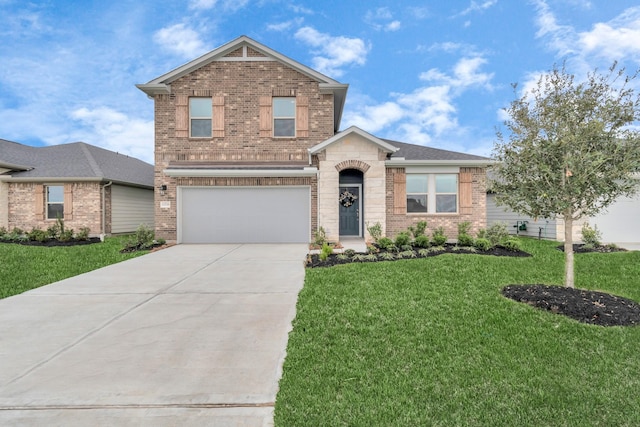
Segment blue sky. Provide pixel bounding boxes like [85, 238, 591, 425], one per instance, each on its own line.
[1, 0, 639, 163]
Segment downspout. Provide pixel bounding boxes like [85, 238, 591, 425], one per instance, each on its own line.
[101, 181, 113, 240]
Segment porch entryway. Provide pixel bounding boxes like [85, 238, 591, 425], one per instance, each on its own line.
[339, 169, 363, 237]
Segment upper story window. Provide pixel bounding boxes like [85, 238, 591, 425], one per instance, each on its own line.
[273, 97, 296, 137]
[406, 174, 458, 214]
[189, 97, 212, 138]
[46, 185, 64, 219]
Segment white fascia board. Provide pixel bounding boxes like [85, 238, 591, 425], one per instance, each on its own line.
[164, 167, 319, 178]
[135, 84, 171, 97]
[385, 159, 495, 167]
[309, 126, 399, 154]
[0, 176, 103, 182]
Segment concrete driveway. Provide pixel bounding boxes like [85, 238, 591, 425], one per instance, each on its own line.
[0, 244, 308, 426]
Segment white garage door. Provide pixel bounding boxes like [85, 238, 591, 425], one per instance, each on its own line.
[590, 193, 640, 244]
[179, 187, 310, 243]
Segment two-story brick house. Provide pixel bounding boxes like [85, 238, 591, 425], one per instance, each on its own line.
[137, 35, 490, 244]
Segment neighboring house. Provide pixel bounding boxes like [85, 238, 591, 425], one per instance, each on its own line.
[0, 139, 154, 236]
[487, 182, 640, 246]
[137, 35, 491, 244]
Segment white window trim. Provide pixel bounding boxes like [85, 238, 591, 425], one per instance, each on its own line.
[189, 97, 212, 138]
[407, 173, 459, 214]
[273, 97, 296, 138]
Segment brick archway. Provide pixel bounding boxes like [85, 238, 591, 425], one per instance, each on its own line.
[334, 160, 371, 173]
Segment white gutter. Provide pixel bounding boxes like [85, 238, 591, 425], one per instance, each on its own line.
[385, 159, 495, 167]
[164, 167, 319, 178]
[101, 181, 113, 238]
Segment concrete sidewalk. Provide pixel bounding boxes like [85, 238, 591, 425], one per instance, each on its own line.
[0, 244, 308, 426]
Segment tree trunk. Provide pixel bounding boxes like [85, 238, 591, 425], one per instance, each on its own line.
[564, 215, 575, 288]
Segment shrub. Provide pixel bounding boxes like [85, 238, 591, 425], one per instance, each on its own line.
[417, 248, 430, 257]
[336, 254, 349, 261]
[414, 235, 430, 248]
[457, 221, 474, 246]
[0, 227, 7, 237]
[394, 231, 412, 247]
[431, 227, 447, 246]
[366, 222, 383, 242]
[134, 224, 155, 247]
[502, 238, 522, 252]
[59, 229, 74, 242]
[486, 222, 510, 246]
[408, 221, 427, 238]
[76, 227, 90, 241]
[47, 224, 60, 239]
[319, 243, 333, 261]
[343, 249, 356, 257]
[8, 227, 26, 241]
[397, 250, 417, 259]
[313, 226, 327, 246]
[378, 252, 396, 261]
[376, 237, 394, 250]
[476, 228, 487, 239]
[27, 228, 48, 242]
[474, 238, 492, 252]
[581, 222, 602, 247]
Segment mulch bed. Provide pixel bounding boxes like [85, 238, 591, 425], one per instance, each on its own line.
[502, 284, 640, 327]
[557, 244, 627, 253]
[0, 237, 102, 247]
[307, 243, 531, 268]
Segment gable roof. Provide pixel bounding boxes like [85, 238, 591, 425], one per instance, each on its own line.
[386, 139, 491, 164]
[0, 139, 154, 188]
[309, 126, 399, 155]
[136, 35, 349, 132]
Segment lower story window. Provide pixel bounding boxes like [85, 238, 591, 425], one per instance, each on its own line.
[407, 174, 458, 214]
[47, 185, 64, 219]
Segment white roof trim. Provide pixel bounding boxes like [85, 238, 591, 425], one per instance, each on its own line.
[164, 167, 319, 178]
[385, 159, 495, 167]
[309, 126, 399, 155]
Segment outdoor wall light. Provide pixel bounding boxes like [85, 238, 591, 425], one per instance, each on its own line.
[159, 184, 167, 196]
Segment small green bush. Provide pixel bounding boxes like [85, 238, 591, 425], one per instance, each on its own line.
[47, 224, 60, 239]
[408, 221, 427, 238]
[502, 238, 522, 252]
[319, 243, 333, 261]
[27, 228, 48, 242]
[417, 248, 430, 257]
[336, 254, 349, 261]
[377, 237, 394, 250]
[378, 252, 396, 261]
[476, 228, 487, 239]
[474, 238, 492, 252]
[343, 249, 356, 257]
[486, 222, 510, 246]
[0, 227, 7, 237]
[313, 226, 327, 246]
[397, 250, 417, 259]
[366, 222, 383, 242]
[458, 234, 474, 247]
[414, 235, 430, 248]
[394, 231, 412, 247]
[431, 227, 447, 246]
[581, 222, 602, 247]
[76, 227, 91, 241]
[59, 229, 74, 242]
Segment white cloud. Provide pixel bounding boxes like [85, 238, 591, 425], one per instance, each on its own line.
[70, 107, 154, 163]
[267, 18, 304, 32]
[153, 23, 207, 59]
[365, 7, 401, 32]
[577, 7, 640, 61]
[294, 27, 370, 77]
[189, 0, 248, 11]
[343, 54, 494, 148]
[459, 0, 498, 16]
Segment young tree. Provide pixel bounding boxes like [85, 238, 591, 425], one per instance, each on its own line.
[491, 63, 640, 288]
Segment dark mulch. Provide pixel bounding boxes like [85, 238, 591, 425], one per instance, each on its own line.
[557, 243, 627, 253]
[502, 284, 640, 327]
[0, 237, 102, 247]
[307, 243, 531, 268]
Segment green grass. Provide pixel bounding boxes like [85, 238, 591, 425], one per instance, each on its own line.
[275, 238, 640, 426]
[0, 236, 148, 299]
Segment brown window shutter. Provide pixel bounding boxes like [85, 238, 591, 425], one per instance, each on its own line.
[296, 96, 309, 138]
[393, 172, 407, 214]
[35, 184, 44, 220]
[259, 96, 272, 137]
[175, 95, 189, 138]
[459, 172, 473, 215]
[212, 96, 225, 137]
[64, 184, 73, 220]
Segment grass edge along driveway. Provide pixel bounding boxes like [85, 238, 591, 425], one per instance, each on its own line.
[0, 236, 147, 299]
[275, 238, 640, 426]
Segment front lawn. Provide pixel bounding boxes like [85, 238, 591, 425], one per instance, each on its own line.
[0, 235, 148, 299]
[275, 238, 640, 426]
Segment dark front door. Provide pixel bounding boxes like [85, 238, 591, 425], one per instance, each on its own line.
[339, 186, 360, 236]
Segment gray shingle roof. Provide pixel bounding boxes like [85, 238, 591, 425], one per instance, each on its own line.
[384, 139, 490, 162]
[0, 139, 153, 187]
